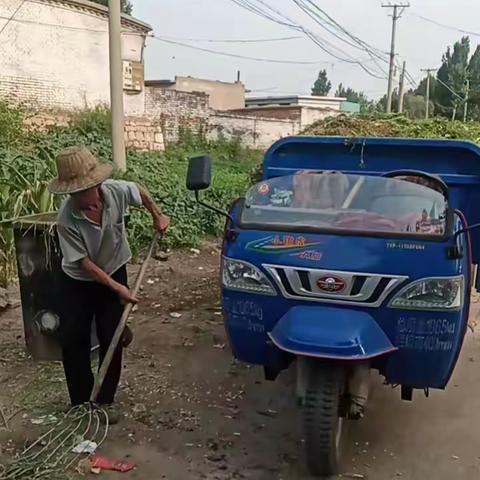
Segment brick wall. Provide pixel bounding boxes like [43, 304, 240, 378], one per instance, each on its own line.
[25, 112, 164, 151]
[19, 88, 338, 154]
[145, 87, 210, 144]
[124, 117, 164, 151]
[144, 88, 303, 149]
[0, 75, 87, 111]
[0, 0, 146, 115]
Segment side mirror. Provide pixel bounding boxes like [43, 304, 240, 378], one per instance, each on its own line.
[186, 155, 235, 227]
[186, 155, 211, 191]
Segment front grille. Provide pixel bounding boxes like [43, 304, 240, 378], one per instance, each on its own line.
[263, 264, 407, 307]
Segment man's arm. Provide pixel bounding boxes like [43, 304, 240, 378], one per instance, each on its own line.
[136, 184, 170, 232]
[80, 257, 138, 304]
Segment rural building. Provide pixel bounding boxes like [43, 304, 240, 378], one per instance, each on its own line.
[230, 94, 360, 130]
[0, 0, 151, 114]
[145, 76, 246, 111]
[245, 95, 354, 110]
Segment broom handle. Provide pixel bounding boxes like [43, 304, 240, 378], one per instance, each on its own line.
[90, 232, 160, 403]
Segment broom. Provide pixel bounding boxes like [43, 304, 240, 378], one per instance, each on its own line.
[90, 232, 160, 403]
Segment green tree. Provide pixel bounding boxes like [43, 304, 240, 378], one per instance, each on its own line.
[335, 83, 376, 112]
[311, 69, 332, 96]
[403, 94, 434, 119]
[449, 37, 470, 116]
[435, 37, 469, 119]
[377, 91, 399, 112]
[414, 75, 437, 98]
[468, 45, 480, 119]
[91, 0, 133, 14]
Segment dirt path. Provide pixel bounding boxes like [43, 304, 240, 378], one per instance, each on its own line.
[1, 245, 480, 479]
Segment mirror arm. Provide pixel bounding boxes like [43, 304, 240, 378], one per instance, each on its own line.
[453, 222, 480, 243]
[195, 191, 235, 225]
[448, 222, 480, 260]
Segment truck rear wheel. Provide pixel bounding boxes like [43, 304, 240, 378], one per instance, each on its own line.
[303, 362, 346, 477]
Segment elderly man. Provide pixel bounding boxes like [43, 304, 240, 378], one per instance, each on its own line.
[48, 146, 169, 419]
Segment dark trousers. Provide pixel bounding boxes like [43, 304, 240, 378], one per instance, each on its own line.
[60, 265, 127, 406]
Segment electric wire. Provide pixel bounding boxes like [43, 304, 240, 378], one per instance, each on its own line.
[151, 35, 326, 64]
[228, 0, 387, 79]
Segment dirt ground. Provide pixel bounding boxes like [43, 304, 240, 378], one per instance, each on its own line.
[1, 243, 480, 480]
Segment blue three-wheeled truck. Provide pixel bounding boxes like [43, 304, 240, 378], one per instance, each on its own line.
[186, 136, 480, 476]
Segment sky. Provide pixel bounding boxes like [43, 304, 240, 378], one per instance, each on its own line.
[131, 0, 480, 100]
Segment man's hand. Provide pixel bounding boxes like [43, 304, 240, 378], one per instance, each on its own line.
[114, 284, 138, 305]
[153, 213, 170, 233]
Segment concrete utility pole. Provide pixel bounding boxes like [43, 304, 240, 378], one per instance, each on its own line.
[463, 79, 470, 122]
[421, 69, 436, 119]
[398, 60, 406, 113]
[108, 0, 126, 171]
[382, 3, 410, 113]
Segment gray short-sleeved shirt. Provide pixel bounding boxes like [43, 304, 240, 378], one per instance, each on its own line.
[56, 179, 142, 281]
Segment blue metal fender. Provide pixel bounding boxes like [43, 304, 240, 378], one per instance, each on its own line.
[269, 306, 397, 360]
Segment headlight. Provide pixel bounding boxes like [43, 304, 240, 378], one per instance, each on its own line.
[389, 276, 463, 310]
[222, 258, 276, 295]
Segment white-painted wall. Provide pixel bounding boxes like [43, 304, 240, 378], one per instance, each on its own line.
[0, 0, 148, 114]
[300, 107, 338, 128]
[210, 113, 300, 149]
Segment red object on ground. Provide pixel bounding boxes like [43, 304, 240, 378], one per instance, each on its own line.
[89, 455, 136, 472]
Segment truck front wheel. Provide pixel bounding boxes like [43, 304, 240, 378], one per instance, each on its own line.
[303, 361, 346, 477]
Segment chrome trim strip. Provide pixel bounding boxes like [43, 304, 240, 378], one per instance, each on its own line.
[263, 263, 408, 308]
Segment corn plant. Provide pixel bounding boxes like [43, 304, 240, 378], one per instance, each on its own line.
[0, 150, 58, 286]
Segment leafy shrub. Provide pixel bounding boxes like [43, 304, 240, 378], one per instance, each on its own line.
[69, 105, 112, 137]
[0, 99, 27, 148]
[0, 103, 262, 285]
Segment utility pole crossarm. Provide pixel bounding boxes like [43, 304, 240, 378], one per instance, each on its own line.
[382, 3, 410, 114]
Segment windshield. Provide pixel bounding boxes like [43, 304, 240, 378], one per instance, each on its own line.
[242, 171, 447, 237]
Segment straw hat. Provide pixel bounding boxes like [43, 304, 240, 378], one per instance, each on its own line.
[48, 146, 113, 194]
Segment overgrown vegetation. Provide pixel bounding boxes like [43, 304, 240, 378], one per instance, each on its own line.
[0, 103, 261, 286]
[302, 113, 480, 142]
[312, 35, 480, 119]
[4, 99, 480, 288]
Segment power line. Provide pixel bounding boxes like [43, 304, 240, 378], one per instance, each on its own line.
[228, 0, 387, 79]
[0, 14, 108, 33]
[159, 34, 302, 43]
[413, 14, 480, 37]
[293, 0, 389, 78]
[435, 76, 465, 101]
[394, 57, 417, 88]
[300, 0, 389, 61]
[0, 0, 26, 36]
[151, 35, 327, 64]
[259, 0, 387, 74]
[230, 0, 297, 28]
[230, 0, 380, 68]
